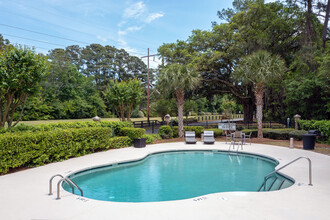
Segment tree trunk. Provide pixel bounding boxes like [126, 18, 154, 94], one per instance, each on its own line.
[242, 98, 254, 123]
[305, 0, 314, 46]
[254, 86, 264, 139]
[322, 0, 330, 48]
[176, 89, 185, 138]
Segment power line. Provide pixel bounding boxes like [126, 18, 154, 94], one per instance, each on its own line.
[0, 23, 91, 45]
[1, 4, 159, 51]
[2, 33, 67, 47]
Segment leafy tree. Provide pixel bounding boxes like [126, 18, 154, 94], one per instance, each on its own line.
[18, 95, 54, 120]
[158, 64, 200, 137]
[233, 51, 286, 138]
[151, 99, 177, 120]
[0, 34, 10, 50]
[0, 45, 49, 128]
[285, 42, 330, 119]
[33, 49, 107, 119]
[103, 79, 143, 121]
[183, 100, 197, 118]
[221, 95, 237, 117]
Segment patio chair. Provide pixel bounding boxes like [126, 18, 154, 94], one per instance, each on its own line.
[225, 131, 233, 144]
[185, 131, 197, 144]
[203, 130, 215, 144]
[229, 131, 244, 151]
[244, 132, 252, 145]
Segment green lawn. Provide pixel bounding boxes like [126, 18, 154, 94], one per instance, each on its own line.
[18, 117, 163, 125]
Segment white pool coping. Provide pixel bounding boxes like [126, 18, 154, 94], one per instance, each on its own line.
[0, 142, 329, 220]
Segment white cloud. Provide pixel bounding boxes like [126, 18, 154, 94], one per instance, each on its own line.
[97, 35, 108, 42]
[145, 12, 164, 23]
[118, 25, 143, 36]
[118, 38, 139, 54]
[121, 1, 164, 23]
[124, 1, 146, 18]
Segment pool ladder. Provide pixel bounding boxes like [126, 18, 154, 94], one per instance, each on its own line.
[49, 174, 83, 200]
[258, 157, 312, 192]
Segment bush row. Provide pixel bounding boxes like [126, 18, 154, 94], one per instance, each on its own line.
[299, 120, 329, 141]
[0, 121, 133, 135]
[119, 127, 145, 140]
[142, 134, 162, 144]
[242, 128, 308, 140]
[158, 125, 223, 138]
[0, 127, 132, 174]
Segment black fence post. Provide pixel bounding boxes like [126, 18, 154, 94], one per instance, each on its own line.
[152, 122, 155, 134]
[141, 121, 143, 128]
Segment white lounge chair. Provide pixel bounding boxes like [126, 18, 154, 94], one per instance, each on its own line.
[185, 131, 197, 144]
[203, 130, 215, 144]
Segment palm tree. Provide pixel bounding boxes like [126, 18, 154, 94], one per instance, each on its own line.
[158, 64, 200, 138]
[233, 50, 286, 138]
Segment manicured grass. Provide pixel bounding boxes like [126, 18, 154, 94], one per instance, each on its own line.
[17, 117, 163, 126]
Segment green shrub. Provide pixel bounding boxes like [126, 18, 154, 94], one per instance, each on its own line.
[298, 120, 317, 131]
[0, 127, 116, 174]
[242, 128, 308, 140]
[158, 125, 173, 139]
[142, 134, 162, 144]
[263, 129, 294, 140]
[204, 128, 223, 137]
[119, 127, 145, 140]
[172, 126, 179, 138]
[108, 136, 132, 148]
[288, 130, 308, 140]
[184, 126, 204, 137]
[299, 120, 330, 143]
[0, 121, 133, 135]
[299, 120, 329, 138]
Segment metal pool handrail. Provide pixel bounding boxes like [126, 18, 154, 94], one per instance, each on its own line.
[262, 156, 312, 191]
[49, 174, 64, 195]
[56, 177, 83, 199]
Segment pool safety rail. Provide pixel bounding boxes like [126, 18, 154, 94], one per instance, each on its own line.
[49, 174, 83, 200]
[258, 157, 312, 192]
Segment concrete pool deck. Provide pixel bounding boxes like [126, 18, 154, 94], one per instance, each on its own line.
[0, 142, 329, 220]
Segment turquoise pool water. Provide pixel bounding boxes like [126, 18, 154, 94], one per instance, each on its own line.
[63, 151, 293, 202]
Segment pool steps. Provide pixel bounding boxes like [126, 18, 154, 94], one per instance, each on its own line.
[258, 156, 312, 192]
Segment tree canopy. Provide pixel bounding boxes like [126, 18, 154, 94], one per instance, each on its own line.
[0, 45, 49, 127]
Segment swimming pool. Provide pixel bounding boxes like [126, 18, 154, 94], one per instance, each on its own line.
[63, 150, 294, 202]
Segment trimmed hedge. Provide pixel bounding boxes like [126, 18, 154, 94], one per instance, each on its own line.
[142, 134, 162, 144]
[204, 128, 223, 137]
[0, 121, 133, 135]
[172, 126, 179, 138]
[0, 127, 130, 174]
[299, 120, 329, 141]
[158, 125, 173, 139]
[119, 127, 145, 140]
[171, 126, 204, 138]
[108, 136, 131, 148]
[241, 128, 308, 140]
[184, 126, 204, 137]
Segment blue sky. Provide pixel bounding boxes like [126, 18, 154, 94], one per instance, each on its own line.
[0, 0, 274, 67]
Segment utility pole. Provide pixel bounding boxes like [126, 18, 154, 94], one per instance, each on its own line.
[141, 49, 159, 123]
